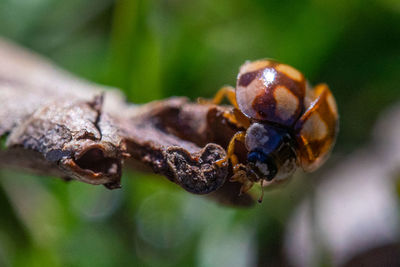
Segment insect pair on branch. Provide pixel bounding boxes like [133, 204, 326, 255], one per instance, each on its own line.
[199, 59, 338, 201]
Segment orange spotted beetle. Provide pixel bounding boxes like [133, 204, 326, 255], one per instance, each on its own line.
[200, 59, 338, 200]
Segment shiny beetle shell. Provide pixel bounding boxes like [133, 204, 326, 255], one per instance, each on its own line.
[236, 59, 338, 172]
[236, 60, 306, 126]
[295, 83, 339, 171]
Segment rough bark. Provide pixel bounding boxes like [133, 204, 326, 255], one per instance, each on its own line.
[0, 38, 254, 206]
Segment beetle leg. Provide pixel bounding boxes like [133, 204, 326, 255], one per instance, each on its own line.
[239, 180, 254, 195]
[230, 163, 260, 195]
[222, 108, 251, 129]
[230, 167, 246, 183]
[198, 86, 251, 128]
[230, 168, 254, 195]
[230, 163, 249, 181]
[216, 131, 246, 167]
[198, 86, 238, 109]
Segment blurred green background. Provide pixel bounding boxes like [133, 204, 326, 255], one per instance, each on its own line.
[0, 0, 399, 266]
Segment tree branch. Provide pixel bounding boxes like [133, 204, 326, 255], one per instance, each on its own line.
[0, 38, 254, 206]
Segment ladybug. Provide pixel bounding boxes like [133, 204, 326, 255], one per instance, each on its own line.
[201, 59, 338, 200]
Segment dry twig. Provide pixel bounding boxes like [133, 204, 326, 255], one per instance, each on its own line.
[0, 38, 254, 206]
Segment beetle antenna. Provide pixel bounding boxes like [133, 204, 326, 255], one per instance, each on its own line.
[258, 180, 265, 203]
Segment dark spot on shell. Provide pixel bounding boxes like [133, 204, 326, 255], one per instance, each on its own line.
[250, 68, 306, 126]
[252, 91, 276, 120]
[238, 71, 259, 87]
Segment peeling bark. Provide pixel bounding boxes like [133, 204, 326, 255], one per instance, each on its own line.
[0, 38, 254, 206]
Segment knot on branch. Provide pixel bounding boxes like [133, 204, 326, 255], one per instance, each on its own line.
[166, 144, 228, 194]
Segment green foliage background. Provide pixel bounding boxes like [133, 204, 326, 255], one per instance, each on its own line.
[0, 0, 399, 266]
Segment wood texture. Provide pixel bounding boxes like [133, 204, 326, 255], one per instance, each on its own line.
[0, 38, 254, 206]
